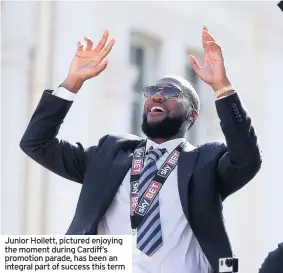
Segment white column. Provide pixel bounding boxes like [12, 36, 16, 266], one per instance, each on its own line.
[50, 1, 112, 144]
[1, 1, 37, 234]
[23, 1, 55, 235]
[44, 1, 115, 234]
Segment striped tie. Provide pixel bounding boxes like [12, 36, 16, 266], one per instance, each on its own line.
[137, 147, 166, 256]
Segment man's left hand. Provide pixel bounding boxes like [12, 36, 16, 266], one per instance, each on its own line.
[189, 26, 231, 92]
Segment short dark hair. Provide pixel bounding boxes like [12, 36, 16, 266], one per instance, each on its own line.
[156, 74, 200, 115]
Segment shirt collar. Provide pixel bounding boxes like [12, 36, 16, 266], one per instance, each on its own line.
[146, 138, 188, 155]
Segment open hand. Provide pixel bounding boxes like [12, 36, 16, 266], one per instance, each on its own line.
[189, 26, 230, 91]
[68, 30, 115, 82]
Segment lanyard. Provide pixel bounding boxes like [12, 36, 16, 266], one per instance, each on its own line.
[130, 140, 184, 229]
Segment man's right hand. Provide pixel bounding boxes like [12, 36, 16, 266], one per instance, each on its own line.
[60, 30, 115, 93]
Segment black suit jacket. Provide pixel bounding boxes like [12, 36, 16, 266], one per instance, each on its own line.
[259, 243, 283, 273]
[20, 90, 262, 272]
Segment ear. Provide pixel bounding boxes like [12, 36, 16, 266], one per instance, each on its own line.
[187, 111, 198, 123]
[193, 111, 198, 119]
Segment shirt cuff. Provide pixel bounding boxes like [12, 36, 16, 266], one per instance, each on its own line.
[216, 92, 236, 100]
[52, 87, 76, 101]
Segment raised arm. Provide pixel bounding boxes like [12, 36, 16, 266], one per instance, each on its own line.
[215, 93, 261, 200]
[20, 30, 115, 183]
[189, 26, 262, 199]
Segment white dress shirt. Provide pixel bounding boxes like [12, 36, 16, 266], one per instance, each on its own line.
[52, 88, 214, 273]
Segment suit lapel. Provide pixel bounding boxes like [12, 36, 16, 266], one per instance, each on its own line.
[109, 150, 133, 186]
[177, 143, 199, 219]
[106, 139, 145, 194]
[104, 150, 133, 202]
[98, 140, 144, 219]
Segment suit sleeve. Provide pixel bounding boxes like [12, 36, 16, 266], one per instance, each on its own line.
[20, 90, 108, 184]
[215, 93, 262, 200]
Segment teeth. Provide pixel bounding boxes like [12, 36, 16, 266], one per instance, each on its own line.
[151, 106, 164, 112]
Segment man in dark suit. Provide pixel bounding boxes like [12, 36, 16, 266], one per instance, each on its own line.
[259, 243, 283, 273]
[20, 27, 262, 273]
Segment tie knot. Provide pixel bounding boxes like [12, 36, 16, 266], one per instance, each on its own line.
[146, 147, 166, 162]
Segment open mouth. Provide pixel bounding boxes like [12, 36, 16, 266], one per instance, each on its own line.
[147, 105, 167, 118]
[150, 106, 165, 113]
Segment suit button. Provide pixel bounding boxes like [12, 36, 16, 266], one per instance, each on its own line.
[82, 230, 88, 235]
[237, 118, 243, 122]
[233, 108, 239, 112]
[236, 114, 242, 118]
[232, 103, 237, 108]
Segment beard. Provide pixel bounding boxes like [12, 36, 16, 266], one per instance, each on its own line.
[141, 113, 185, 139]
